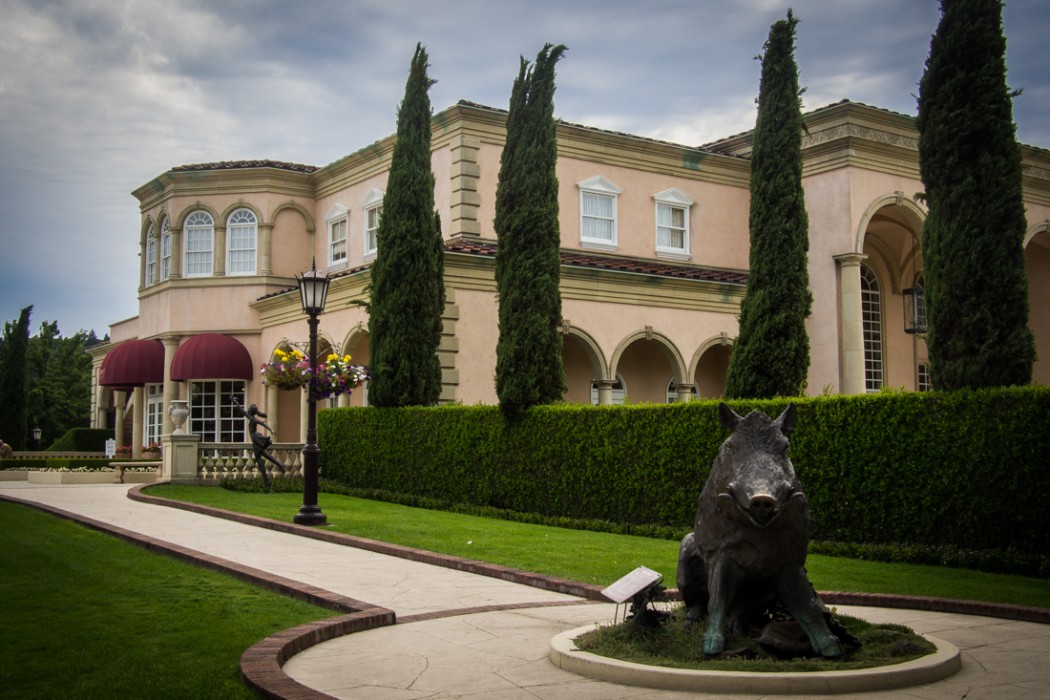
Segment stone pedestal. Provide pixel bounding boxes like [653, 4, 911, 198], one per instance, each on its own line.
[162, 433, 201, 484]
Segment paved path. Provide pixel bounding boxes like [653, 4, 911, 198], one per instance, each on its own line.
[3, 481, 1048, 699]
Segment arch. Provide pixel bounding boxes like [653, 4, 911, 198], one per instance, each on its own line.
[688, 334, 734, 399]
[562, 325, 608, 380]
[270, 200, 316, 234]
[219, 200, 263, 227]
[854, 191, 926, 255]
[610, 329, 686, 383]
[175, 202, 220, 230]
[139, 216, 155, 247]
[1025, 219, 1050, 249]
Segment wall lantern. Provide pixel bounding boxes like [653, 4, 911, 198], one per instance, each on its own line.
[903, 286, 927, 335]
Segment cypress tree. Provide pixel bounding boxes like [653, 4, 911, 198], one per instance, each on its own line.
[724, 11, 812, 398]
[494, 43, 567, 418]
[0, 306, 32, 449]
[368, 43, 445, 407]
[917, 0, 1034, 389]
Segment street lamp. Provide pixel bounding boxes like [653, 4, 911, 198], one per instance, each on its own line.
[903, 286, 927, 335]
[32, 426, 42, 451]
[294, 258, 330, 526]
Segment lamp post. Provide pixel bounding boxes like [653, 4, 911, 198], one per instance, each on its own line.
[32, 427, 42, 452]
[294, 258, 330, 526]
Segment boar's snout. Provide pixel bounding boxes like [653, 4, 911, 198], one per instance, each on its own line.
[748, 494, 777, 526]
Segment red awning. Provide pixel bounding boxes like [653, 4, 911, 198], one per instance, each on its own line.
[98, 339, 165, 387]
[170, 333, 254, 381]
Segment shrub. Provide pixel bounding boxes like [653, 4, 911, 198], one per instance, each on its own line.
[319, 387, 1050, 562]
[47, 428, 113, 452]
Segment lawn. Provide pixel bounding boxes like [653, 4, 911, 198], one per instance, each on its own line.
[0, 501, 335, 700]
[150, 484, 1050, 610]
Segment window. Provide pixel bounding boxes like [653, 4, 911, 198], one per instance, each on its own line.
[160, 220, 172, 280]
[183, 211, 214, 277]
[590, 375, 626, 405]
[327, 205, 349, 266]
[860, 264, 883, 392]
[653, 188, 694, 257]
[226, 208, 257, 275]
[578, 176, 621, 250]
[917, 362, 932, 392]
[144, 225, 157, 286]
[144, 384, 164, 446]
[189, 380, 246, 443]
[363, 188, 384, 256]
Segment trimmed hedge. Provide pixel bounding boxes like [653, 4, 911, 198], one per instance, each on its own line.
[47, 428, 113, 452]
[318, 387, 1050, 559]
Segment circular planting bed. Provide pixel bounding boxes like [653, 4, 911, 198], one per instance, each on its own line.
[550, 624, 960, 695]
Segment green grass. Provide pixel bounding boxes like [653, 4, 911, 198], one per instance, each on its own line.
[0, 501, 335, 700]
[149, 485, 1050, 610]
[576, 610, 936, 672]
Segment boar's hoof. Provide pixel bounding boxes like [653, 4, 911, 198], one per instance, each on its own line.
[816, 635, 844, 658]
[703, 630, 725, 656]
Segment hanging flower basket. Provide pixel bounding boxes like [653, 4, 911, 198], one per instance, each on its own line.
[260, 349, 369, 401]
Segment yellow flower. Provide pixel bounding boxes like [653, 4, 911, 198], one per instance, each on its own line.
[343, 354, 352, 362]
[327, 353, 339, 362]
[274, 349, 286, 357]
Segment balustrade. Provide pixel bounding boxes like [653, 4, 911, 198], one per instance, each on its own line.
[196, 443, 305, 482]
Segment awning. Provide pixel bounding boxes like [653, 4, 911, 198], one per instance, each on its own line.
[170, 333, 254, 381]
[98, 339, 165, 387]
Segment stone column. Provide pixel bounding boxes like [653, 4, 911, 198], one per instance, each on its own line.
[213, 224, 226, 276]
[266, 384, 280, 439]
[596, 379, 616, 406]
[163, 433, 201, 484]
[259, 223, 273, 275]
[835, 253, 868, 395]
[299, 390, 308, 443]
[168, 226, 182, 279]
[161, 335, 180, 434]
[114, 390, 126, 448]
[675, 383, 696, 403]
[131, 386, 145, 458]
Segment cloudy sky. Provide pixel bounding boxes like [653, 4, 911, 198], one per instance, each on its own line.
[1, 0, 1047, 338]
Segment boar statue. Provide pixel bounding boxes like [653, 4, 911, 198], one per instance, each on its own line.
[676, 403, 844, 657]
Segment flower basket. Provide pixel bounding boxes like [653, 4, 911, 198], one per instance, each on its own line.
[260, 349, 368, 401]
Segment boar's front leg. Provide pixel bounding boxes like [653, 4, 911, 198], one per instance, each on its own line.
[776, 566, 843, 658]
[703, 556, 741, 655]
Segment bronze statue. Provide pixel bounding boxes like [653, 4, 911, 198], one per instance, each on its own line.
[234, 401, 285, 488]
[676, 403, 843, 657]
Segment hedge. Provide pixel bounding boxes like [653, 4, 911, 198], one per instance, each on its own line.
[318, 387, 1050, 559]
[47, 428, 113, 452]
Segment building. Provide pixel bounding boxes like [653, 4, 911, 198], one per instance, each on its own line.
[89, 100, 1050, 454]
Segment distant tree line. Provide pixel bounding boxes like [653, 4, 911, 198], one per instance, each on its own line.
[0, 305, 100, 450]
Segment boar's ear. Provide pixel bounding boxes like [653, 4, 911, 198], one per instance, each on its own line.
[718, 402, 742, 431]
[774, 403, 798, 436]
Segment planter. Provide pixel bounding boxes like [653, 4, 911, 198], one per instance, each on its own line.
[29, 471, 115, 485]
[0, 470, 29, 481]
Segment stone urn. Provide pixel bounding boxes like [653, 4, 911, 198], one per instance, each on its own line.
[168, 400, 190, 435]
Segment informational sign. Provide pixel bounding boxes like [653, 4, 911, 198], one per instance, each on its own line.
[600, 566, 663, 603]
[104, 439, 116, 458]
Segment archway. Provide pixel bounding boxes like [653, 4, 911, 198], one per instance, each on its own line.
[609, 330, 686, 404]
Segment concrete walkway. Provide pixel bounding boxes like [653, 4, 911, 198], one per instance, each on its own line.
[2, 481, 1048, 699]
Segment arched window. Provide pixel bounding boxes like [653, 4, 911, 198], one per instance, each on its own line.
[144, 225, 157, 286]
[160, 220, 172, 280]
[860, 263, 883, 392]
[183, 211, 214, 277]
[226, 208, 257, 275]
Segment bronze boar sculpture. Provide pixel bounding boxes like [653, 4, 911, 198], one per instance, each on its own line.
[676, 403, 844, 657]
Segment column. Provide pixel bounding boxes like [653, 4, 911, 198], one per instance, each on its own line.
[214, 224, 226, 276]
[114, 390, 127, 448]
[835, 253, 868, 395]
[168, 226, 182, 279]
[131, 386, 145, 458]
[259, 223, 273, 275]
[161, 335, 180, 434]
[267, 384, 280, 440]
[596, 379, 616, 406]
[299, 390, 308, 443]
[675, 383, 696, 403]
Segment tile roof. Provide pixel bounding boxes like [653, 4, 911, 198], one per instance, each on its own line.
[446, 237, 747, 285]
[171, 160, 319, 174]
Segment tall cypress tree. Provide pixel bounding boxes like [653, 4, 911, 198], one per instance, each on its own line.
[917, 0, 1034, 389]
[494, 43, 567, 418]
[724, 11, 812, 399]
[368, 43, 445, 407]
[0, 306, 32, 449]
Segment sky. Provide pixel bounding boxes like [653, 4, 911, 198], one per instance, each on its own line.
[1, 0, 1047, 338]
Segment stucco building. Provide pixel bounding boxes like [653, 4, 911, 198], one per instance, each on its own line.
[89, 100, 1050, 454]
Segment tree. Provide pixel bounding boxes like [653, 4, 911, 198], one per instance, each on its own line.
[724, 11, 812, 399]
[26, 321, 93, 447]
[368, 43, 446, 407]
[917, 0, 1034, 389]
[494, 43, 568, 418]
[0, 306, 32, 449]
